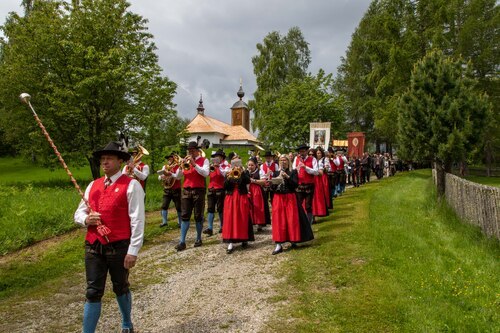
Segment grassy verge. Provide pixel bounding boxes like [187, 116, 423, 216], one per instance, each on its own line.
[0, 210, 178, 301]
[270, 170, 499, 332]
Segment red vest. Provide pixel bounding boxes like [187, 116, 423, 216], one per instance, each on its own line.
[125, 162, 146, 189]
[209, 165, 226, 189]
[336, 157, 345, 169]
[169, 165, 181, 190]
[262, 162, 277, 179]
[86, 174, 132, 244]
[295, 156, 315, 184]
[329, 159, 337, 172]
[183, 157, 206, 188]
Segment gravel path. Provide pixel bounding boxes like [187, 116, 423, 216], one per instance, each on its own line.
[2, 223, 287, 333]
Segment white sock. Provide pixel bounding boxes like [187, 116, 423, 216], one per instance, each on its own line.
[227, 243, 234, 250]
[274, 244, 282, 252]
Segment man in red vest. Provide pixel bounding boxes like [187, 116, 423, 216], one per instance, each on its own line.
[159, 151, 183, 228]
[175, 141, 209, 251]
[292, 144, 319, 224]
[123, 146, 150, 191]
[74, 141, 145, 333]
[203, 149, 228, 236]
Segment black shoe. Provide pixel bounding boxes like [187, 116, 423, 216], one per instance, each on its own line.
[203, 228, 213, 236]
[122, 328, 134, 333]
[272, 247, 283, 255]
[159, 222, 168, 228]
[290, 243, 298, 249]
[175, 242, 186, 251]
[218, 228, 223, 234]
[226, 247, 234, 254]
[257, 226, 263, 232]
[194, 239, 202, 247]
[241, 242, 249, 249]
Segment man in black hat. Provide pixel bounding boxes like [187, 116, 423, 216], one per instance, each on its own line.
[292, 144, 319, 224]
[74, 141, 145, 333]
[203, 149, 228, 236]
[158, 152, 183, 228]
[176, 141, 209, 251]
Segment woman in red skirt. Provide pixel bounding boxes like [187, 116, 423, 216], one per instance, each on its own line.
[310, 148, 329, 220]
[316, 147, 332, 209]
[247, 157, 270, 231]
[222, 158, 254, 254]
[271, 155, 314, 255]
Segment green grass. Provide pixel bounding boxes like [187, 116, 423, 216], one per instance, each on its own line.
[464, 175, 500, 187]
[270, 170, 500, 332]
[0, 157, 166, 254]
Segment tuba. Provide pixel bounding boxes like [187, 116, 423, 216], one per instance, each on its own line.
[127, 145, 149, 178]
[160, 154, 181, 189]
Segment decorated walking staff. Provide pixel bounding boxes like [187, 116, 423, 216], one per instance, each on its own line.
[19, 93, 111, 242]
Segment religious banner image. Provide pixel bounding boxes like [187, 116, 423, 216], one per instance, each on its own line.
[309, 122, 331, 151]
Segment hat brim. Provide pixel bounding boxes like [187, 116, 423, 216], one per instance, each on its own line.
[295, 145, 310, 151]
[93, 150, 131, 161]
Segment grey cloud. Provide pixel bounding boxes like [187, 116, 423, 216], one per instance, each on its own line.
[1, 0, 371, 126]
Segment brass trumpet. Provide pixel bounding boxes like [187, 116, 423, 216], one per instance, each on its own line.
[227, 167, 242, 179]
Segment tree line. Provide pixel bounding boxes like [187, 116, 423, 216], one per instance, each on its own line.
[0, 0, 186, 178]
[0, 0, 497, 187]
[249, 0, 498, 190]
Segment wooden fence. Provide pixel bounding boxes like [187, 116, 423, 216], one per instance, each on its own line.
[433, 170, 499, 239]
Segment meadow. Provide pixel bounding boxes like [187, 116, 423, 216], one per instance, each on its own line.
[270, 170, 500, 332]
[0, 157, 165, 254]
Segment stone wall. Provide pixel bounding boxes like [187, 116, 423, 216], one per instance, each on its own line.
[433, 169, 500, 239]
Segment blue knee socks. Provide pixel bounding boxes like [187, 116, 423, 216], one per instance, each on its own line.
[207, 212, 214, 230]
[161, 209, 168, 224]
[195, 221, 203, 241]
[177, 211, 182, 227]
[116, 292, 133, 329]
[180, 220, 190, 243]
[83, 301, 101, 333]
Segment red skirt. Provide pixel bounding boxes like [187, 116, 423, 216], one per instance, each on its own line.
[272, 193, 301, 243]
[312, 175, 328, 217]
[321, 173, 332, 209]
[222, 191, 254, 243]
[249, 183, 266, 225]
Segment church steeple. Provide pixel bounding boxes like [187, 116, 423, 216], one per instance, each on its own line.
[197, 94, 205, 115]
[231, 79, 250, 131]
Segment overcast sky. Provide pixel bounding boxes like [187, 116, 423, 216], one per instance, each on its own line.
[0, 0, 371, 129]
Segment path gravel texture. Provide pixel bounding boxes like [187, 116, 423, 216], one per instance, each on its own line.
[2, 224, 287, 333]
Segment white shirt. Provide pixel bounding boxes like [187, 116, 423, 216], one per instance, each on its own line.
[292, 155, 319, 175]
[318, 157, 331, 171]
[158, 164, 182, 181]
[259, 162, 280, 179]
[193, 155, 210, 177]
[122, 163, 150, 181]
[74, 171, 145, 256]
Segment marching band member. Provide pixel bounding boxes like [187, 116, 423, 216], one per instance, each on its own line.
[74, 141, 145, 333]
[123, 146, 150, 191]
[260, 150, 280, 213]
[222, 156, 254, 254]
[203, 149, 228, 236]
[327, 147, 337, 203]
[271, 154, 314, 255]
[313, 147, 331, 216]
[333, 149, 348, 195]
[292, 144, 319, 224]
[158, 152, 182, 228]
[175, 141, 209, 251]
[247, 157, 270, 231]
